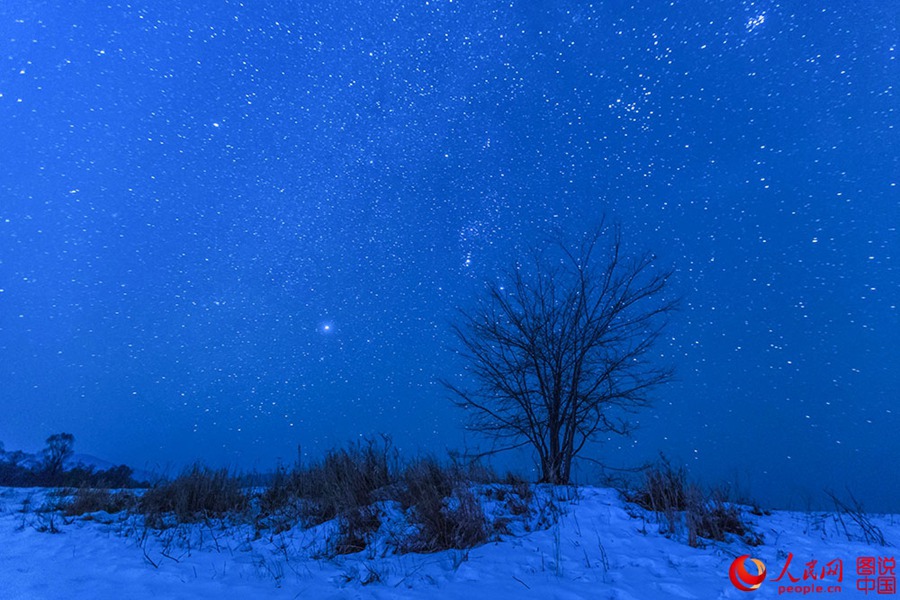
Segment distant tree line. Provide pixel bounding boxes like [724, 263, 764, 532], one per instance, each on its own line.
[0, 433, 145, 488]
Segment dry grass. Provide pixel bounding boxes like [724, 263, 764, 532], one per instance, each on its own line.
[260, 437, 394, 529]
[61, 487, 136, 516]
[258, 443, 490, 554]
[398, 457, 489, 553]
[25, 439, 526, 556]
[332, 505, 382, 555]
[626, 459, 752, 547]
[139, 464, 247, 527]
[826, 488, 888, 546]
[686, 486, 747, 547]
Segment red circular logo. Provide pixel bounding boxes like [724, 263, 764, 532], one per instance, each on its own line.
[729, 554, 767, 592]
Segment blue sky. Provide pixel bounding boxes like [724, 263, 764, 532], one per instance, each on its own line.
[0, 0, 896, 510]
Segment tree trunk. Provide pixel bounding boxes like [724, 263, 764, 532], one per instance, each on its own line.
[540, 451, 568, 484]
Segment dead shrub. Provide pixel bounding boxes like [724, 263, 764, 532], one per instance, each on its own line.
[628, 459, 688, 513]
[260, 437, 394, 527]
[139, 464, 247, 526]
[259, 465, 295, 515]
[400, 457, 456, 509]
[685, 486, 747, 547]
[332, 505, 382, 555]
[506, 479, 534, 516]
[399, 457, 489, 553]
[62, 487, 135, 516]
[826, 488, 888, 546]
[626, 459, 689, 535]
[626, 459, 752, 547]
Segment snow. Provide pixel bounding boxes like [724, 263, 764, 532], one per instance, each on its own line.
[0, 486, 895, 599]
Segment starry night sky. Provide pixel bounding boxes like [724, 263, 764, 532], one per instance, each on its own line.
[1, 0, 897, 510]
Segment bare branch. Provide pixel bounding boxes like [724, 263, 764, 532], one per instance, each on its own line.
[443, 221, 676, 484]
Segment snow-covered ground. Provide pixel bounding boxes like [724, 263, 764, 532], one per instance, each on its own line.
[0, 485, 895, 599]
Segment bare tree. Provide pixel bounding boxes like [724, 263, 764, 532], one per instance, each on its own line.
[42, 432, 75, 477]
[445, 224, 676, 484]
